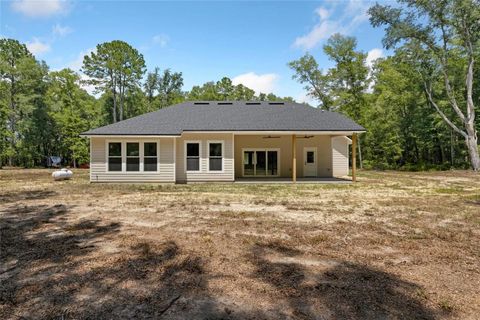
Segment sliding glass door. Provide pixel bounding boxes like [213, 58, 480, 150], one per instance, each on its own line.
[267, 151, 278, 176]
[243, 151, 255, 176]
[243, 149, 279, 177]
[256, 151, 266, 175]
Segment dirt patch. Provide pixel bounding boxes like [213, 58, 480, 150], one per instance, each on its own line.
[0, 169, 479, 319]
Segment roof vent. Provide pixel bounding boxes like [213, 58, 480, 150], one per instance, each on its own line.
[245, 102, 261, 105]
[217, 102, 233, 105]
[268, 102, 284, 105]
[193, 102, 210, 105]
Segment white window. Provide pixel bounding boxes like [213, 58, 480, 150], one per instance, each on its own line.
[108, 142, 122, 171]
[107, 141, 159, 173]
[208, 142, 223, 171]
[126, 143, 140, 171]
[143, 142, 158, 172]
[186, 142, 200, 171]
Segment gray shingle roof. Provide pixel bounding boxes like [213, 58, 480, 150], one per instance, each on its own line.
[82, 101, 365, 136]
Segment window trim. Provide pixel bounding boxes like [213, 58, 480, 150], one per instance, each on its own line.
[143, 141, 159, 172]
[184, 140, 202, 173]
[207, 140, 225, 173]
[105, 140, 160, 173]
[126, 142, 140, 172]
[107, 141, 123, 172]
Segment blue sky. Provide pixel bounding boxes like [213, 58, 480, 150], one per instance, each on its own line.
[0, 0, 388, 102]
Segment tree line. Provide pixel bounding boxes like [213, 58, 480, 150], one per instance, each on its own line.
[0, 39, 292, 168]
[289, 0, 480, 170]
[0, 0, 479, 170]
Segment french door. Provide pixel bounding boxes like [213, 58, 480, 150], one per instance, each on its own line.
[243, 149, 279, 176]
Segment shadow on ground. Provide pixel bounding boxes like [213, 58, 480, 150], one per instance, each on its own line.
[0, 203, 444, 319]
[0, 189, 58, 204]
[0, 204, 267, 319]
[249, 241, 442, 319]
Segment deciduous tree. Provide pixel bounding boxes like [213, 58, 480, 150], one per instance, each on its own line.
[288, 53, 334, 110]
[46, 69, 97, 167]
[369, 0, 480, 170]
[0, 38, 46, 166]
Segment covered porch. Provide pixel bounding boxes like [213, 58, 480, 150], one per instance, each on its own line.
[233, 132, 358, 183]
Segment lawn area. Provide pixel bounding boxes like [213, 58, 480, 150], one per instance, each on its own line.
[0, 169, 479, 319]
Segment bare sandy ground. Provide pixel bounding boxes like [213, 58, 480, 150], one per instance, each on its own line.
[0, 169, 479, 319]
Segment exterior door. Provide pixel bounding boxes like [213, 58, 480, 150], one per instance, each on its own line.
[242, 149, 279, 176]
[303, 147, 317, 177]
[243, 151, 255, 176]
[255, 151, 267, 176]
[267, 151, 278, 176]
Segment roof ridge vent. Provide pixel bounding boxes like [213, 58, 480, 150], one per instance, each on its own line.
[217, 102, 233, 105]
[193, 102, 210, 105]
[268, 102, 284, 105]
[245, 102, 261, 105]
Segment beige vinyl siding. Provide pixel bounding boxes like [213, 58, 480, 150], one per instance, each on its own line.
[175, 133, 234, 182]
[296, 135, 332, 177]
[331, 136, 350, 177]
[89, 137, 175, 182]
[234, 135, 291, 178]
[234, 135, 333, 178]
[89, 133, 348, 182]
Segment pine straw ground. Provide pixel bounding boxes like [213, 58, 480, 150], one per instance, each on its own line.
[0, 169, 479, 320]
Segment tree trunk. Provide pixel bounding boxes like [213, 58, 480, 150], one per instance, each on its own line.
[119, 86, 124, 121]
[465, 124, 480, 171]
[424, 82, 478, 171]
[357, 137, 363, 169]
[112, 88, 117, 123]
[119, 74, 124, 121]
[438, 136, 445, 165]
[450, 129, 454, 166]
[9, 73, 16, 167]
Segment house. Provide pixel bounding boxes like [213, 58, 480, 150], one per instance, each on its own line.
[81, 101, 365, 183]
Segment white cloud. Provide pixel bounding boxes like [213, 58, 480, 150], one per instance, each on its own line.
[293, 20, 342, 50]
[344, 0, 370, 24]
[26, 38, 51, 56]
[52, 23, 72, 37]
[315, 7, 331, 20]
[232, 72, 279, 94]
[66, 47, 95, 71]
[296, 91, 316, 106]
[366, 48, 385, 92]
[11, 0, 70, 18]
[293, 1, 372, 50]
[366, 48, 384, 68]
[152, 34, 169, 47]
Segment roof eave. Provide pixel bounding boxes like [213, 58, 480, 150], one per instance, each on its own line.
[80, 133, 181, 138]
[80, 129, 366, 138]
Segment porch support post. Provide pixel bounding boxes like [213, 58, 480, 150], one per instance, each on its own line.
[292, 134, 297, 183]
[352, 133, 357, 182]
